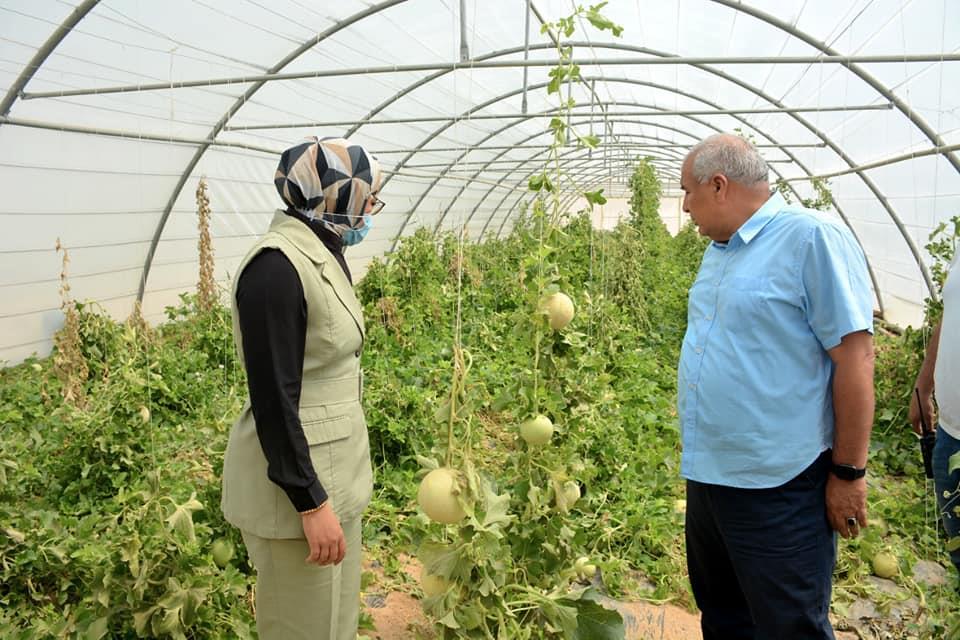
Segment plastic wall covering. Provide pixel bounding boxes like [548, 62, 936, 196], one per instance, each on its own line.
[0, 0, 957, 364]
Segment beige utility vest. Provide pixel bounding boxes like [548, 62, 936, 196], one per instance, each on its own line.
[221, 211, 374, 539]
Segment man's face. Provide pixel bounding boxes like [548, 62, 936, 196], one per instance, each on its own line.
[680, 158, 721, 241]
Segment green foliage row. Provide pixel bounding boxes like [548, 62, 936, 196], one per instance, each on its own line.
[1, 170, 957, 637]
[1, 297, 255, 639]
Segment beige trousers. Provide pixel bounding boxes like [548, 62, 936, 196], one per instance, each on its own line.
[241, 515, 362, 640]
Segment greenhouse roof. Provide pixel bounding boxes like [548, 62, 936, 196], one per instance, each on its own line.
[1, 0, 958, 363]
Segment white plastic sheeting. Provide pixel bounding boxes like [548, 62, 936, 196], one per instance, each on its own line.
[1, 0, 958, 364]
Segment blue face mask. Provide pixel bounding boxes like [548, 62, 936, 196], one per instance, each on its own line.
[341, 214, 372, 246]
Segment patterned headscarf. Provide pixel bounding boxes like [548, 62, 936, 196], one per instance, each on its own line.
[274, 136, 382, 237]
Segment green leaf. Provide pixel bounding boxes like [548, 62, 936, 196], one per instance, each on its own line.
[418, 541, 461, 579]
[949, 450, 960, 474]
[542, 174, 556, 193]
[578, 134, 601, 149]
[528, 174, 546, 192]
[568, 593, 625, 640]
[459, 603, 485, 630]
[480, 478, 512, 530]
[542, 600, 579, 637]
[947, 536, 960, 552]
[84, 616, 109, 640]
[415, 454, 440, 471]
[432, 399, 451, 424]
[151, 606, 183, 637]
[584, 189, 607, 205]
[133, 607, 158, 636]
[165, 493, 203, 544]
[547, 70, 563, 95]
[438, 610, 460, 629]
[585, 3, 624, 37]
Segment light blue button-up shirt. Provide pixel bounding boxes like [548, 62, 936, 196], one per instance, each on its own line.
[678, 192, 874, 488]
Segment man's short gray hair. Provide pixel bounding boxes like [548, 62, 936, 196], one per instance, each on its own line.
[689, 134, 769, 185]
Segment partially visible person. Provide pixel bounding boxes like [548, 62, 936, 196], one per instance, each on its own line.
[221, 136, 384, 640]
[909, 248, 960, 584]
[677, 133, 875, 639]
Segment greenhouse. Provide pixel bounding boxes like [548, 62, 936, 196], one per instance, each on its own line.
[1, 0, 958, 638]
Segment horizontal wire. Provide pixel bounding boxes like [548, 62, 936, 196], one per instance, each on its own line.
[0, 231, 261, 255]
[0, 251, 250, 288]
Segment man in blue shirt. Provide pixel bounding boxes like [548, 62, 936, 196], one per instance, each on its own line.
[678, 134, 875, 639]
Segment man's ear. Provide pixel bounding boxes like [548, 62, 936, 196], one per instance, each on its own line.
[712, 174, 729, 201]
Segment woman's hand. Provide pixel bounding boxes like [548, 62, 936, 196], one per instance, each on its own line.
[301, 504, 346, 566]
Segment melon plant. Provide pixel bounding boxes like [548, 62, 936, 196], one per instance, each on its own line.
[872, 551, 898, 579]
[542, 292, 575, 330]
[575, 556, 597, 580]
[211, 538, 234, 568]
[422, 573, 451, 598]
[520, 414, 554, 447]
[417, 467, 466, 525]
[561, 480, 580, 507]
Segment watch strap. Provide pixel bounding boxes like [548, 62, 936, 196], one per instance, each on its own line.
[830, 463, 866, 480]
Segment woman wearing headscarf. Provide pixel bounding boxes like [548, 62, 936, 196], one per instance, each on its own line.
[221, 137, 384, 640]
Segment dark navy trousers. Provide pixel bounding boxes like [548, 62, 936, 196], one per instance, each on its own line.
[685, 450, 837, 640]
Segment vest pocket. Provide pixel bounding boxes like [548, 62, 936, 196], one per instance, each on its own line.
[301, 413, 351, 444]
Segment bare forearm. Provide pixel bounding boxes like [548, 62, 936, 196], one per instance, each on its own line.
[832, 343, 875, 468]
[914, 322, 942, 393]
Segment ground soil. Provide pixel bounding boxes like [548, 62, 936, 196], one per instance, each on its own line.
[359, 554, 703, 640]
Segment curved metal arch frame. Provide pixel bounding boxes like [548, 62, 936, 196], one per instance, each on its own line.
[477, 129, 707, 240]
[131, 0, 407, 301]
[714, 0, 959, 177]
[480, 159, 667, 238]
[436, 113, 699, 231]
[377, 76, 822, 256]
[3, 1, 951, 308]
[434, 126, 688, 231]
[428, 141, 679, 232]
[388, 81, 812, 253]
[474, 125, 712, 240]
[389, 90, 888, 315]
[470, 94, 891, 312]
[453, 96, 802, 231]
[0, 0, 101, 118]
[364, 41, 934, 301]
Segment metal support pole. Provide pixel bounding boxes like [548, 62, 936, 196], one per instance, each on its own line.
[0, 115, 278, 155]
[782, 144, 960, 181]
[589, 80, 595, 159]
[566, 57, 572, 144]
[223, 103, 894, 131]
[459, 0, 470, 62]
[0, 0, 101, 118]
[20, 55, 960, 100]
[369, 141, 825, 154]
[521, 0, 531, 114]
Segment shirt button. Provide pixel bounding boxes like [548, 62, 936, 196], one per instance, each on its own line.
[704, 314, 712, 321]
[689, 383, 696, 390]
[695, 347, 703, 354]
[354, 350, 361, 357]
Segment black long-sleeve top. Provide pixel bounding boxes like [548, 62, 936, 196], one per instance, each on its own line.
[235, 213, 352, 512]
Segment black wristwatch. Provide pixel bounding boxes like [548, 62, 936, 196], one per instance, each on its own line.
[830, 463, 867, 480]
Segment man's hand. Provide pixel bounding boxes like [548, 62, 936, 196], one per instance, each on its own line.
[909, 386, 936, 436]
[826, 474, 867, 539]
[908, 321, 941, 436]
[301, 504, 346, 566]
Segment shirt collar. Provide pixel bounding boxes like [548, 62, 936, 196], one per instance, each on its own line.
[733, 191, 786, 246]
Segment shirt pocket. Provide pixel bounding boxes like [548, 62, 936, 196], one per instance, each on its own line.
[719, 276, 769, 328]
